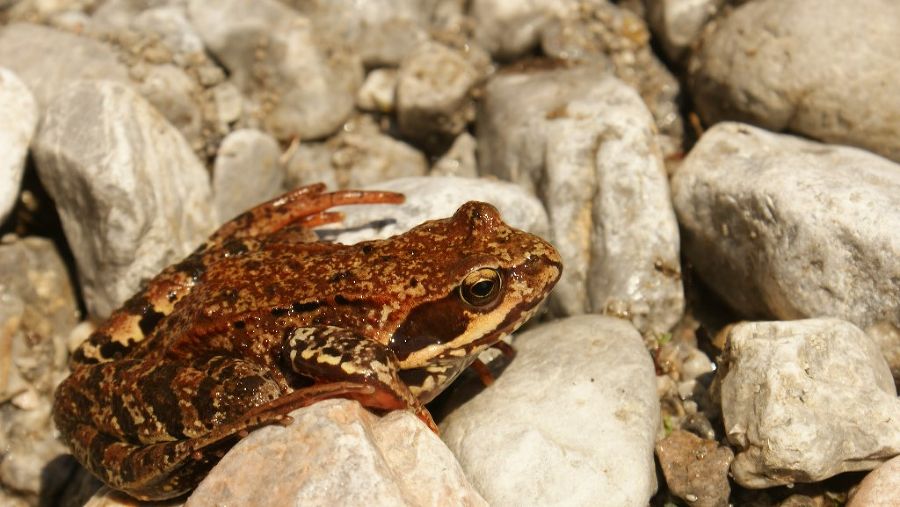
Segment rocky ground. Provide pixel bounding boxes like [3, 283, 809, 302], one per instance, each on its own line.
[0, 0, 898, 506]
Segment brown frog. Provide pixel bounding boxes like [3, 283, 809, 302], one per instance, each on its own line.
[53, 183, 562, 500]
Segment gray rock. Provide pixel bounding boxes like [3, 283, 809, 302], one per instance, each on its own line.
[327, 176, 550, 247]
[431, 132, 478, 178]
[0, 237, 79, 502]
[540, 0, 685, 156]
[0, 68, 37, 224]
[137, 63, 205, 152]
[645, 0, 723, 61]
[212, 129, 284, 222]
[847, 454, 900, 507]
[688, 0, 900, 162]
[470, 0, 570, 59]
[656, 430, 733, 507]
[719, 318, 900, 488]
[866, 322, 900, 384]
[479, 67, 684, 334]
[187, 0, 362, 141]
[186, 399, 486, 506]
[32, 80, 216, 318]
[285, 121, 427, 190]
[118, 6, 205, 66]
[282, 0, 429, 67]
[672, 123, 900, 332]
[441, 315, 659, 506]
[0, 23, 130, 109]
[396, 41, 480, 147]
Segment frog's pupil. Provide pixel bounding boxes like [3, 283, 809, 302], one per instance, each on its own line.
[471, 280, 494, 298]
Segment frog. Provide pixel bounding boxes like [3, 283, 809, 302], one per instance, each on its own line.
[53, 183, 562, 501]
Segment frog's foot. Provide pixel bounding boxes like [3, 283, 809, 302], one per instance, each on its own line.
[209, 183, 405, 246]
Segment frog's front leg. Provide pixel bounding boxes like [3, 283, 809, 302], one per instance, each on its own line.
[285, 326, 438, 432]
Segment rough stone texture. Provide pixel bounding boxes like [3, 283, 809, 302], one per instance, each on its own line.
[136, 63, 206, 153]
[326, 176, 550, 247]
[688, 0, 900, 162]
[645, 0, 723, 61]
[396, 41, 480, 147]
[186, 399, 486, 506]
[441, 315, 659, 506]
[656, 430, 733, 507]
[0, 237, 80, 504]
[0, 68, 37, 224]
[0, 23, 130, 109]
[866, 322, 900, 384]
[847, 454, 900, 507]
[540, 0, 684, 157]
[672, 122, 900, 333]
[32, 80, 216, 318]
[431, 133, 478, 178]
[285, 120, 428, 190]
[479, 67, 684, 333]
[212, 129, 283, 222]
[282, 0, 429, 67]
[187, 0, 362, 140]
[719, 319, 900, 488]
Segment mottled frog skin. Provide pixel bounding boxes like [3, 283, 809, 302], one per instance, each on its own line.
[53, 183, 561, 500]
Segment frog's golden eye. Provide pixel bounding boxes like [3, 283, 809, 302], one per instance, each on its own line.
[459, 268, 502, 307]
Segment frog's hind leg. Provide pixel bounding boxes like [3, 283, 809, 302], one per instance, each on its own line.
[208, 183, 405, 246]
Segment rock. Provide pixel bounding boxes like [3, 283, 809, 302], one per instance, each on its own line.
[0, 68, 37, 224]
[0, 23, 130, 109]
[645, 0, 723, 61]
[847, 454, 900, 507]
[186, 399, 486, 506]
[396, 41, 480, 149]
[114, 6, 206, 66]
[470, 0, 570, 59]
[285, 121, 428, 190]
[0, 237, 79, 503]
[441, 315, 659, 506]
[136, 63, 206, 152]
[326, 176, 550, 247]
[719, 318, 900, 488]
[431, 133, 478, 178]
[356, 68, 398, 113]
[212, 129, 284, 222]
[187, 0, 362, 141]
[656, 430, 733, 507]
[866, 322, 900, 384]
[478, 67, 684, 333]
[540, 0, 685, 156]
[672, 123, 900, 332]
[282, 0, 429, 67]
[32, 80, 216, 318]
[688, 0, 900, 162]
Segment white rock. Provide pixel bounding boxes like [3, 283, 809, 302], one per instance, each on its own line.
[187, 399, 486, 506]
[847, 454, 900, 507]
[187, 0, 362, 140]
[32, 80, 216, 318]
[478, 67, 684, 333]
[645, 0, 723, 61]
[356, 68, 398, 113]
[131, 6, 206, 66]
[0, 68, 37, 223]
[866, 322, 900, 384]
[327, 176, 550, 246]
[672, 122, 900, 332]
[284, 0, 429, 67]
[431, 132, 478, 178]
[719, 318, 900, 488]
[440, 315, 660, 506]
[396, 41, 480, 146]
[212, 129, 284, 222]
[688, 0, 900, 162]
[0, 23, 130, 109]
[285, 124, 427, 191]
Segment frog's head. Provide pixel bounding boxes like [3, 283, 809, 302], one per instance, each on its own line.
[385, 201, 561, 401]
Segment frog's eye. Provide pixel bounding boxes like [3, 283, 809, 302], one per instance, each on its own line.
[459, 268, 502, 307]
